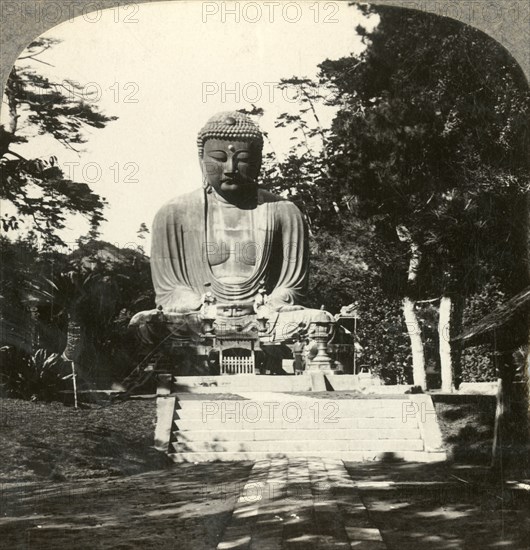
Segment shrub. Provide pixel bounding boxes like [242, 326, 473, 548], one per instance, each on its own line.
[0, 346, 73, 402]
[461, 345, 497, 382]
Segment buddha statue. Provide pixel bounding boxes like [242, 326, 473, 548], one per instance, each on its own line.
[130, 111, 335, 372]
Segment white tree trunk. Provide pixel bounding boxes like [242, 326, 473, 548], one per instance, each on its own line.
[491, 374, 504, 467]
[403, 296, 426, 388]
[439, 295, 454, 392]
[397, 225, 427, 389]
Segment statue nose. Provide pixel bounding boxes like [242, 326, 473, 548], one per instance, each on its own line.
[225, 156, 238, 174]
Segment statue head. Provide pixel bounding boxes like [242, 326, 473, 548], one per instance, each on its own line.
[197, 111, 264, 201]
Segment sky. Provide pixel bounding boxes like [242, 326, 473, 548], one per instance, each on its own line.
[1, 1, 378, 254]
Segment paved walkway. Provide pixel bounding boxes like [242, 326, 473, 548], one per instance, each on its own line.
[217, 458, 386, 550]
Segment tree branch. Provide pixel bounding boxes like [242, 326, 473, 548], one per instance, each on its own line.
[20, 56, 54, 67]
[18, 45, 51, 60]
[5, 149, 27, 161]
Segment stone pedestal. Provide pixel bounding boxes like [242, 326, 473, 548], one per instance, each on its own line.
[306, 317, 335, 374]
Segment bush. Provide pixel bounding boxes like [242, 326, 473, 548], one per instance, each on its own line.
[0, 346, 73, 402]
[461, 345, 497, 382]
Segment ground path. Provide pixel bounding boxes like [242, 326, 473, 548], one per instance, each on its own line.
[0, 460, 527, 549]
[217, 458, 385, 549]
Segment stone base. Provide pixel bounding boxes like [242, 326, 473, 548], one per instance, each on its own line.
[163, 374, 413, 394]
[168, 373, 366, 394]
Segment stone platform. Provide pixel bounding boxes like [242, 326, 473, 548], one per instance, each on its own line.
[169, 373, 413, 394]
[154, 377, 447, 463]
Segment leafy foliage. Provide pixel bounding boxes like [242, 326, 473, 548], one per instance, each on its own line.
[43, 241, 155, 385]
[0, 346, 72, 401]
[306, 222, 411, 382]
[0, 236, 154, 387]
[319, 7, 529, 297]
[0, 38, 117, 247]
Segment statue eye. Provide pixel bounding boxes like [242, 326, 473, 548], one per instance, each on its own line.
[208, 151, 227, 162]
[236, 153, 250, 162]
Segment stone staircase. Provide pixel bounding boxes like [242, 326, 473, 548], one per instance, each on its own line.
[160, 393, 447, 462]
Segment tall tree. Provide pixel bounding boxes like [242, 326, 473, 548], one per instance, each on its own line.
[0, 38, 117, 247]
[318, 6, 529, 388]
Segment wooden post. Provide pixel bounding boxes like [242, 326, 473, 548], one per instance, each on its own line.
[71, 361, 78, 410]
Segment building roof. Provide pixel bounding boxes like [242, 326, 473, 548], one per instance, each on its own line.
[454, 286, 530, 347]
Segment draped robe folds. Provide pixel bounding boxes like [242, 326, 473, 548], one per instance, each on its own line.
[152, 188, 309, 308]
[131, 188, 333, 344]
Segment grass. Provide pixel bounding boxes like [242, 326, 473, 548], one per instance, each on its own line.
[432, 394, 497, 464]
[0, 397, 170, 483]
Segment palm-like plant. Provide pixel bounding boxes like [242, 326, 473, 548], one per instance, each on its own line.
[43, 263, 120, 380]
[0, 346, 72, 401]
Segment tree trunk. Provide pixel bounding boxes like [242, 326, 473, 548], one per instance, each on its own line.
[492, 372, 505, 469]
[439, 296, 453, 392]
[403, 296, 426, 388]
[0, 68, 19, 157]
[492, 350, 517, 469]
[397, 225, 427, 389]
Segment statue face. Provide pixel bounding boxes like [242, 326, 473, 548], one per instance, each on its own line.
[201, 139, 261, 199]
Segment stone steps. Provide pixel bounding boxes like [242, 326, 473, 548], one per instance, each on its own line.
[176, 398, 408, 411]
[170, 438, 424, 453]
[156, 392, 447, 463]
[173, 416, 414, 430]
[169, 427, 421, 441]
[169, 450, 447, 463]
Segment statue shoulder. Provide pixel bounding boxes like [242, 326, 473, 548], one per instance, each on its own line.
[257, 190, 306, 231]
[263, 192, 304, 219]
[257, 188, 283, 203]
[154, 189, 203, 221]
[258, 189, 302, 213]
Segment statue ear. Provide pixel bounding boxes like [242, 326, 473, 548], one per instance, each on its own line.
[202, 175, 212, 193]
[199, 156, 209, 176]
[250, 142, 263, 176]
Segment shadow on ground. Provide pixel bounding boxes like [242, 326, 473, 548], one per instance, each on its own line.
[0, 462, 253, 550]
[432, 395, 497, 464]
[344, 460, 530, 550]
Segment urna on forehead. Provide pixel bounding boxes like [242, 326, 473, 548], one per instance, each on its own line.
[197, 111, 264, 157]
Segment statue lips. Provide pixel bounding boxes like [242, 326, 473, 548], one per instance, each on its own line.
[221, 175, 250, 190]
